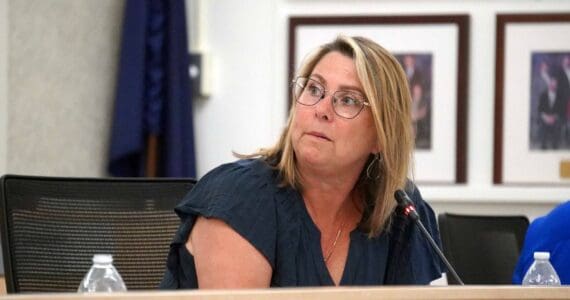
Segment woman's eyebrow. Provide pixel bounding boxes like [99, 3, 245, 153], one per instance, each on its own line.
[310, 73, 364, 94]
[339, 84, 364, 94]
[309, 73, 326, 84]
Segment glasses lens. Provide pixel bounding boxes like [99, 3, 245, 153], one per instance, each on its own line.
[292, 77, 368, 119]
[333, 91, 365, 119]
[293, 77, 307, 100]
[294, 77, 322, 106]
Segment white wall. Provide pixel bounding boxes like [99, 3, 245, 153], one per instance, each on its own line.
[192, 0, 570, 220]
[191, 0, 282, 176]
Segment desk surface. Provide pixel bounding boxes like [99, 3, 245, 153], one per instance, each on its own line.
[0, 286, 568, 300]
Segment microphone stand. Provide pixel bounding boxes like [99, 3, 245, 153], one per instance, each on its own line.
[395, 190, 465, 285]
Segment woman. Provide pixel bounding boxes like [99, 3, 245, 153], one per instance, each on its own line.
[160, 36, 443, 288]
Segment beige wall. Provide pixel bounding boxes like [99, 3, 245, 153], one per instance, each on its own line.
[0, 0, 7, 174]
[6, 0, 123, 176]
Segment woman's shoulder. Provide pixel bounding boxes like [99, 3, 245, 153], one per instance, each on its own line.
[204, 158, 276, 180]
[191, 159, 278, 195]
[174, 158, 287, 221]
[163, 159, 287, 280]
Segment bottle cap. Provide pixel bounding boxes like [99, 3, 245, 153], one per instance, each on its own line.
[92, 254, 113, 264]
[533, 251, 550, 259]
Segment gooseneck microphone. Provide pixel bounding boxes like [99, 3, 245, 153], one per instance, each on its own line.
[394, 190, 464, 285]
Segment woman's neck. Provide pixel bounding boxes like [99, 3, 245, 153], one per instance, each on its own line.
[303, 189, 350, 224]
[297, 159, 366, 227]
[301, 182, 363, 231]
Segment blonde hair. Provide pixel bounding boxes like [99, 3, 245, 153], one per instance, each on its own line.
[248, 36, 414, 237]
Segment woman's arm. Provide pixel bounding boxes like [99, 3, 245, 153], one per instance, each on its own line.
[187, 216, 272, 288]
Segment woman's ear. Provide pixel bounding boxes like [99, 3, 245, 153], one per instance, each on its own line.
[371, 143, 380, 154]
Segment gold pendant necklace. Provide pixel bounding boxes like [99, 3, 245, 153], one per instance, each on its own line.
[324, 219, 345, 263]
[323, 194, 355, 263]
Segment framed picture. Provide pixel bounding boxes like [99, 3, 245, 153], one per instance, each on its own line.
[494, 14, 570, 185]
[288, 15, 469, 184]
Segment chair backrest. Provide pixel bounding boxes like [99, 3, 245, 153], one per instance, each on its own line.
[438, 213, 529, 285]
[0, 175, 195, 293]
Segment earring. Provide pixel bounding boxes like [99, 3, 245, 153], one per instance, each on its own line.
[366, 153, 381, 181]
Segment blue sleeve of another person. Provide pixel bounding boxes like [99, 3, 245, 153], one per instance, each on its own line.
[513, 201, 570, 284]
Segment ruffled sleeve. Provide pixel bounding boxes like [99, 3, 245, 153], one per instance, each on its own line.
[385, 183, 444, 284]
[160, 159, 278, 289]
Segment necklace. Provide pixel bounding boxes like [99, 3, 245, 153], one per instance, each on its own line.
[321, 194, 356, 263]
[323, 218, 345, 263]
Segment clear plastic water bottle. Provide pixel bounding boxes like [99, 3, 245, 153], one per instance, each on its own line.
[522, 251, 561, 286]
[77, 254, 127, 292]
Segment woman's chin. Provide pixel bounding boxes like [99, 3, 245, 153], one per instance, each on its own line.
[296, 151, 331, 169]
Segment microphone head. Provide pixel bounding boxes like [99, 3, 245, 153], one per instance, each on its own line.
[394, 189, 419, 221]
[394, 189, 413, 207]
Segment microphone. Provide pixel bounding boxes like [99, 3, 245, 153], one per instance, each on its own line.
[394, 189, 464, 285]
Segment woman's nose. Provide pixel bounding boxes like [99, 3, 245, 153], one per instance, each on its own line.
[314, 93, 334, 121]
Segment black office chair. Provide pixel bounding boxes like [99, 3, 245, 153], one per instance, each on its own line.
[0, 175, 195, 293]
[438, 213, 529, 285]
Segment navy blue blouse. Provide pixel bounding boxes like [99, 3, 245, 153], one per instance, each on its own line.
[160, 159, 444, 288]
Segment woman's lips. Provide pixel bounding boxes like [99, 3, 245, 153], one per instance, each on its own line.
[307, 131, 331, 141]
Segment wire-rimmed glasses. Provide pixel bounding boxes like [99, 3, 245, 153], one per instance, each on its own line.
[292, 77, 370, 119]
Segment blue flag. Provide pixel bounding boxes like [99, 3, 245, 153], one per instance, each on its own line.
[108, 0, 196, 178]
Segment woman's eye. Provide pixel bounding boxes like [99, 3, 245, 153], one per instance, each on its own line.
[307, 84, 322, 97]
[340, 96, 359, 106]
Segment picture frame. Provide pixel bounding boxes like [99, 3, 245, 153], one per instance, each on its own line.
[288, 15, 469, 184]
[494, 13, 570, 185]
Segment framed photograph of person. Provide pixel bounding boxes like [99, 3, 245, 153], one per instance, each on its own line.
[288, 15, 469, 184]
[494, 13, 570, 185]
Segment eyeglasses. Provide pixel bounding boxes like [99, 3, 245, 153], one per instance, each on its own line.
[292, 77, 370, 119]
